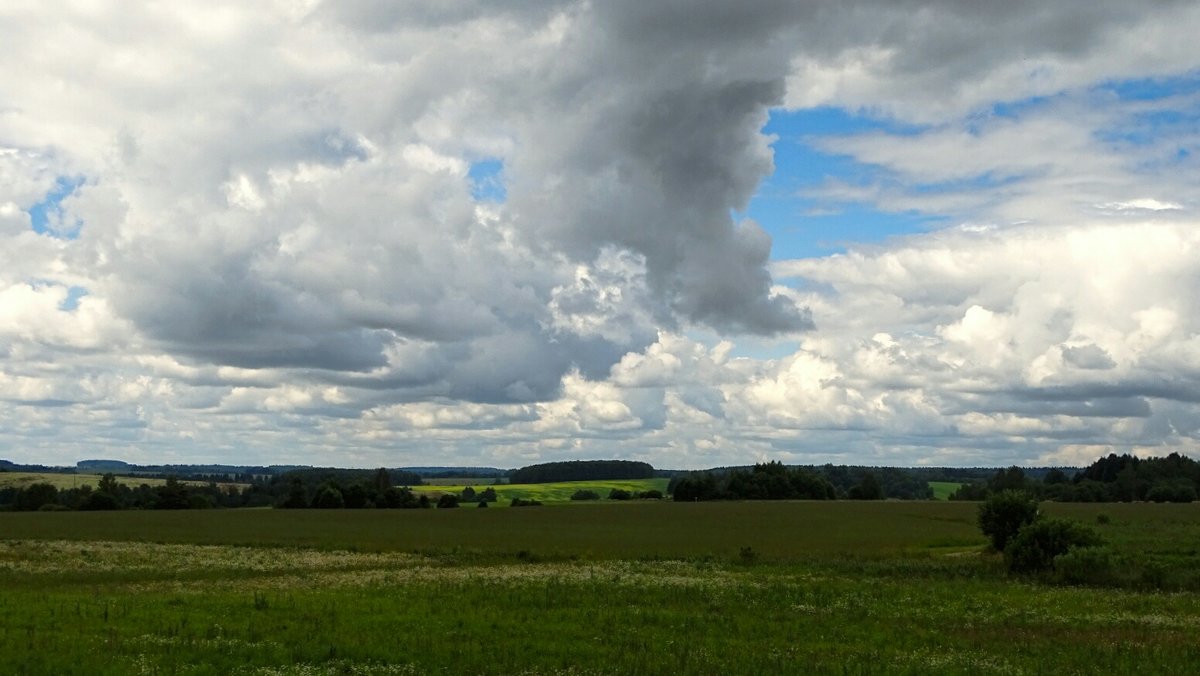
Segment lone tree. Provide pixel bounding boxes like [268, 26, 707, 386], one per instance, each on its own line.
[978, 490, 1039, 551]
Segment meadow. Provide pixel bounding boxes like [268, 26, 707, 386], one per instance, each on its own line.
[409, 477, 670, 506]
[0, 471, 239, 491]
[2, 501, 1198, 674]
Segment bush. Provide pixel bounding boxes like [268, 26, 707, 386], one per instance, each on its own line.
[608, 488, 632, 501]
[311, 486, 345, 509]
[510, 498, 542, 507]
[570, 490, 600, 501]
[1052, 546, 1115, 585]
[1006, 518, 1103, 573]
[636, 489, 664, 500]
[978, 490, 1039, 551]
[437, 494, 459, 508]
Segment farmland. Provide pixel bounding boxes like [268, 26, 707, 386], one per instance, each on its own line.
[0, 471, 244, 491]
[2, 501, 1199, 674]
[409, 477, 670, 506]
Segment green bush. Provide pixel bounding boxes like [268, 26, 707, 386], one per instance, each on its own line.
[437, 494, 459, 509]
[570, 490, 601, 501]
[978, 490, 1039, 551]
[1006, 518, 1103, 573]
[1052, 546, 1114, 585]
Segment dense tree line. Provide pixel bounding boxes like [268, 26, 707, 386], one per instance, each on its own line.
[508, 460, 655, 484]
[0, 467, 434, 512]
[950, 454, 1198, 503]
[670, 462, 837, 501]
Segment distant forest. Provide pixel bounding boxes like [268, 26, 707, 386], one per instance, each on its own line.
[1, 453, 1196, 511]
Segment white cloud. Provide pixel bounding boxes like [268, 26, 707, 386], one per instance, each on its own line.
[1, 1, 1198, 468]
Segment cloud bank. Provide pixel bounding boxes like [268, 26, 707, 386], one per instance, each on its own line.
[0, 0, 1197, 467]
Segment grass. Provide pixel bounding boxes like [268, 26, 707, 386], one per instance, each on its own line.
[0, 471, 242, 491]
[1, 501, 1198, 674]
[929, 481, 963, 500]
[409, 477, 670, 506]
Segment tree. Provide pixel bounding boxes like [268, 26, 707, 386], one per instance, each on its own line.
[154, 476, 191, 510]
[16, 483, 59, 511]
[978, 490, 1039, 551]
[460, 486, 477, 503]
[608, 488, 632, 500]
[848, 472, 884, 500]
[278, 477, 309, 508]
[437, 494, 459, 508]
[312, 485, 345, 509]
[1005, 518, 1102, 573]
[372, 468, 391, 494]
[571, 489, 601, 501]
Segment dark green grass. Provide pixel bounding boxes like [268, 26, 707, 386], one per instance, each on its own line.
[3, 501, 1199, 674]
[0, 500, 984, 559]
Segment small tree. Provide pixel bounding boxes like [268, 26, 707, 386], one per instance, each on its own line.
[608, 488, 632, 501]
[1005, 518, 1102, 573]
[978, 490, 1039, 551]
[437, 494, 459, 508]
[570, 489, 600, 501]
[312, 485, 345, 509]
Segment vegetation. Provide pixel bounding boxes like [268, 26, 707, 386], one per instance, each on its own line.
[1, 500, 1199, 674]
[951, 454, 1200, 503]
[508, 459, 655, 484]
[671, 462, 837, 501]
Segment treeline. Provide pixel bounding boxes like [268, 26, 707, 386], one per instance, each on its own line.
[670, 462, 837, 501]
[668, 462, 932, 501]
[0, 476, 247, 511]
[509, 460, 655, 484]
[0, 468, 430, 512]
[951, 453, 1198, 503]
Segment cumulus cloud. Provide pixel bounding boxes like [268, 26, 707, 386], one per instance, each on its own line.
[0, 0, 1198, 467]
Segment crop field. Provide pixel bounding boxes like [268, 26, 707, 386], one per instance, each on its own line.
[409, 477, 670, 505]
[928, 481, 963, 500]
[2, 501, 1199, 674]
[0, 471, 242, 491]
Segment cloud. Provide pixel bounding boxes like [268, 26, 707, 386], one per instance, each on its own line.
[0, 1, 1198, 467]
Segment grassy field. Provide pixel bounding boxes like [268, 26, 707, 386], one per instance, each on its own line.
[2, 501, 1198, 674]
[0, 471, 242, 491]
[410, 477, 670, 506]
[929, 481, 963, 500]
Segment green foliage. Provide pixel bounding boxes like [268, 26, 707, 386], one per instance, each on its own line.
[15, 482, 59, 511]
[977, 490, 1039, 551]
[847, 472, 883, 500]
[436, 494, 459, 509]
[570, 489, 600, 501]
[1005, 518, 1103, 574]
[153, 477, 191, 510]
[672, 463, 836, 502]
[1052, 545, 1115, 585]
[509, 460, 655, 484]
[509, 498, 542, 507]
[0, 503, 1199, 675]
[312, 485, 345, 509]
[608, 488, 632, 500]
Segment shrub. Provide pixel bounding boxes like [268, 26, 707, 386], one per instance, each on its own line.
[510, 498, 542, 507]
[311, 486, 345, 509]
[437, 494, 459, 508]
[608, 488, 632, 501]
[978, 490, 1039, 551]
[476, 500, 488, 508]
[570, 490, 600, 501]
[1052, 546, 1115, 585]
[636, 489, 664, 500]
[1006, 518, 1103, 573]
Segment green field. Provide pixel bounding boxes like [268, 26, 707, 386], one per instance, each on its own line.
[0, 471, 242, 491]
[410, 477, 670, 506]
[2, 501, 1198, 674]
[929, 481, 963, 500]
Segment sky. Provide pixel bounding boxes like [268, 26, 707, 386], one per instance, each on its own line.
[1, 0, 1199, 470]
